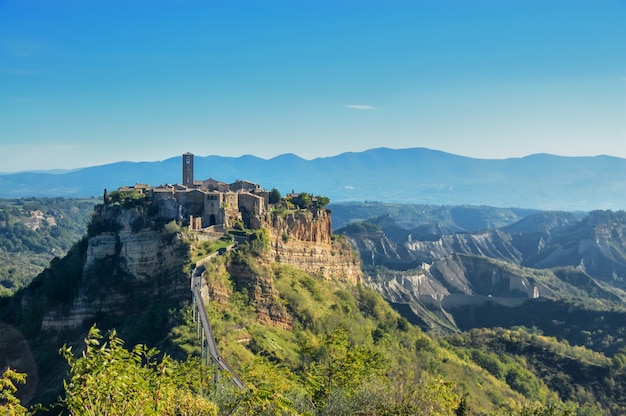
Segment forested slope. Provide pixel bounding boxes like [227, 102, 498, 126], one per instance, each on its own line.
[0, 198, 97, 296]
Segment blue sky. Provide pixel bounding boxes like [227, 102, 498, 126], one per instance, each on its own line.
[1, 0, 625, 173]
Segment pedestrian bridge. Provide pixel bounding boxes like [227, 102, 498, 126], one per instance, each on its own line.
[190, 246, 245, 389]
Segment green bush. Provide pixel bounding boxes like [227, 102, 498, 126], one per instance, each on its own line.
[60, 326, 219, 415]
[0, 368, 28, 415]
[471, 349, 507, 380]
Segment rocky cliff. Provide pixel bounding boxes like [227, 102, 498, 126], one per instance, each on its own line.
[199, 207, 362, 330]
[226, 259, 294, 330]
[263, 208, 361, 284]
[33, 200, 362, 334]
[363, 253, 548, 331]
[41, 203, 189, 331]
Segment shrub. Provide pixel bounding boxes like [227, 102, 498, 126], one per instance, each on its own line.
[60, 326, 219, 416]
[0, 368, 28, 416]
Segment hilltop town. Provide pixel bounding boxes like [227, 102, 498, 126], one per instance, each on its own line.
[107, 152, 327, 231]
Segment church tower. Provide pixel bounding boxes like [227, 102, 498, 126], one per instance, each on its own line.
[182, 152, 194, 186]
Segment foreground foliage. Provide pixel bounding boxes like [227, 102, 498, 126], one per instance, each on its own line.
[60, 326, 218, 416]
[0, 368, 28, 416]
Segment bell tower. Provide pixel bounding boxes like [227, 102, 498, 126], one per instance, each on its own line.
[182, 152, 194, 186]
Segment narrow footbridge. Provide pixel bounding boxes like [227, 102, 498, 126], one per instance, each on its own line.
[191, 246, 245, 389]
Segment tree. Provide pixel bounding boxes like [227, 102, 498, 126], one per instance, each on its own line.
[301, 327, 385, 408]
[315, 196, 330, 208]
[507, 402, 577, 416]
[296, 193, 311, 209]
[0, 368, 28, 416]
[455, 393, 470, 416]
[60, 325, 218, 416]
[230, 358, 298, 415]
[269, 188, 282, 204]
[364, 368, 461, 415]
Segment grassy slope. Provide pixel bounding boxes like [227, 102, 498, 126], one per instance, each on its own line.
[186, 251, 545, 414]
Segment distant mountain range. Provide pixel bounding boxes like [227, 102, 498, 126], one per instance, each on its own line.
[2, 147, 626, 211]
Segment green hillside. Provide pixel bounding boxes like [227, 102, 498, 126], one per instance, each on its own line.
[1, 232, 608, 415]
[3, 199, 625, 415]
[0, 198, 97, 296]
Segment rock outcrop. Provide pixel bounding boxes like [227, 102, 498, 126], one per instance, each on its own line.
[41, 203, 189, 331]
[340, 210, 626, 333]
[200, 208, 362, 330]
[226, 260, 293, 330]
[264, 208, 362, 284]
[39, 201, 362, 332]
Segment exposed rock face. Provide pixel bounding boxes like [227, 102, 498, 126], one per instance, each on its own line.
[428, 254, 548, 298]
[362, 253, 552, 332]
[204, 278, 230, 305]
[227, 260, 293, 330]
[366, 270, 449, 303]
[23, 210, 57, 230]
[200, 207, 363, 330]
[264, 208, 362, 284]
[342, 210, 626, 333]
[527, 214, 626, 284]
[347, 231, 420, 270]
[41, 203, 361, 332]
[41, 203, 189, 331]
[267, 209, 332, 244]
[346, 211, 626, 296]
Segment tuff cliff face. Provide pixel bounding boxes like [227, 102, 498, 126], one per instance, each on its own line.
[40, 202, 361, 332]
[202, 208, 362, 330]
[41, 203, 189, 331]
[263, 208, 362, 284]
[226, 259, 294, 330]
[187, 207, 361, 331]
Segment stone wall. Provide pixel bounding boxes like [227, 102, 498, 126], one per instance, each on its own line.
[238, 192, 265, 215]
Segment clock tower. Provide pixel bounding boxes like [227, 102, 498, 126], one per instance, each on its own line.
[182, 152, 194, 186]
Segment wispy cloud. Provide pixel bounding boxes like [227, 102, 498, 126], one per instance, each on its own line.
[344, 104, 376, 110]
